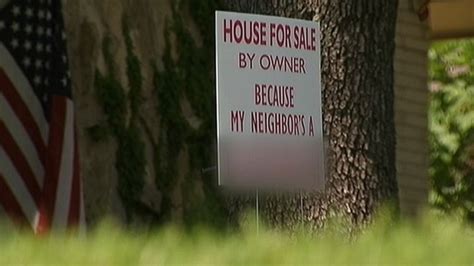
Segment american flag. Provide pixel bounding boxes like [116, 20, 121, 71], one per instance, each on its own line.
[0, 0, 85, 233]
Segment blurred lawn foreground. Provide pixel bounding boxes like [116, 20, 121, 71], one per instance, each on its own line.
[0, 213, 473, 265]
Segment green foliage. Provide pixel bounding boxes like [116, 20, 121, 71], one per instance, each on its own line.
[86, 124, 110, 142]
[94, 36, 127, 135]
[102, 36, 117, 78]
[429, 39, 474, 221]
[90, 1, 225, 225]
[152, 24, 188, 222]
[123, 16, 143, 118]
[116, 124, 146, 207]
[92, 19, 146, 219]
[94, 71, 127, 135]
[152, 0, 227, 226]
[0, 215, 473, 264]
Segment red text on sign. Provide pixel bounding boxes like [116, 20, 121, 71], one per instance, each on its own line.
[254, 84, 295, 108]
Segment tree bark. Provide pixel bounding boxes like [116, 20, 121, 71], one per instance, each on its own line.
[225, 0, 399, 229]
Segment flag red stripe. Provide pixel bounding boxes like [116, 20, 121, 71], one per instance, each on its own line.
[37, 97, 66, 233]
[0, 174, 30, 227]
[67, 136, 81, 227]
[0, 123, 42, 205]
[0, 70, 47, 165]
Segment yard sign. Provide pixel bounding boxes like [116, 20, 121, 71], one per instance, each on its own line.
[215, 11, 324, 190]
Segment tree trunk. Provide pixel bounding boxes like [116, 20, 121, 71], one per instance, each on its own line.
[225, 0, 399, 229]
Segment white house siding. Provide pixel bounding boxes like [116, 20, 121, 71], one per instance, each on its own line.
[394, 0, 430, 216]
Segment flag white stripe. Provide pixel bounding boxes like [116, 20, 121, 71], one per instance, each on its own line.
[0, 149, 39, 228]
[52, 99, 74, 230]
[0, 44, 48, 143]
[0, 94, 44, 187]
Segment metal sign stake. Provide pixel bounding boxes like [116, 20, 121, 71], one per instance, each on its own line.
[256, 189, 259, 236]
[300, 190, 304, 229]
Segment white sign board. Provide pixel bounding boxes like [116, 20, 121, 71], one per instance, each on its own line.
[215, 11, 324, 190]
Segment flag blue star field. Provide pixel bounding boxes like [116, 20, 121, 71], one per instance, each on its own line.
[0, 0, 85, 233]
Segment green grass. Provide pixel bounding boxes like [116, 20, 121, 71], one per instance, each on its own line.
[0, 214, 473, 265]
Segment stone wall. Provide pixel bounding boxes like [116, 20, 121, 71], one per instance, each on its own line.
[64, 0, 171, 226]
